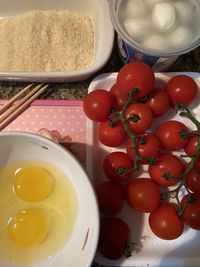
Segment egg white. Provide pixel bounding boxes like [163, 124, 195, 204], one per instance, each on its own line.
[0, 160, 78, 264]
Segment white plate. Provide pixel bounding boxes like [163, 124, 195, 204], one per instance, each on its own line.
[86, 72, 200, 267]
[0, 0, 114, 82]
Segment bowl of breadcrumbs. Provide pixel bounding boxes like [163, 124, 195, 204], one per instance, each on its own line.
[0, 0, 114, 82]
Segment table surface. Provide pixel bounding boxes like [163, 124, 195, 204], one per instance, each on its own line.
[0, 37, 200, 100]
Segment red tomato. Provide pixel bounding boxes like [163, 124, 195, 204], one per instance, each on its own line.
[146, 88, 170, 117]
[98, 120, 127, 147]
[126, 134, 162, 163]
[181, 194, 200, 230]
[125, 103, 153, 134]
[194, 160, 200, 176]
[149, 203, 184, 240]
[126, 178, 160, 213]
[110, 83, 129, 111]
[116, 62, 155, 99]
[155, 120, 189, 150]
[95, 181, 124, 215]
[83, 89, 115, 122]
[184, 131, 200, 161]
[165, 75, 197, 106]
[103, 152, 134, 183]
[186, 162, 200, 195]
[148, 154, 184, 186]
[98, 217, 131, 260]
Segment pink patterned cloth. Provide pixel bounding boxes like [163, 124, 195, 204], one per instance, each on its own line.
[0, 100, 87, 165]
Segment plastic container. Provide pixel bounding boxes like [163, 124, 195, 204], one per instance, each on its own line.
[109, 0, 200, 71]
[0, 0, 114, 82]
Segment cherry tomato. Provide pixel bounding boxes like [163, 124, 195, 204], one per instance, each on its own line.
[125, 103, 153, 134]
[83, 89, 115, 122]
[98, 217, 131, 260]
[184, 131, 200, 161]
[96, 181, 124, 215]
[126, 178, 160, 213]
[126, 134, 162, 163]
[194, 160, 200, 178]
[110, 83, 129, 111]
[103, 152, 134, 183]
[148, 154, 184, 186]
[181, 194, 200, 230]
[116, 62, 155, 99]
[186, 161, 200, 195]
[146, 88, 170, 117]
[149, 203, 184, 240]
[165, 75, 197, 106]
[155, 120, 189, 150]
[98, 120, 127, 147]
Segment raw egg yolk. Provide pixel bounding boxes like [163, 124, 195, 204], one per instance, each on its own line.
[8, 209, 48, 247]
[14, 166, 53, 202]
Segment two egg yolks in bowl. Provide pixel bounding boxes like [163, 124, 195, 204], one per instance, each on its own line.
[0, 161, 78, 264]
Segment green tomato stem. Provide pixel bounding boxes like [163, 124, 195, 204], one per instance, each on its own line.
[119, 99, 141, 171]
[165, 105, 200, 213]
[111, 101, 200, 215]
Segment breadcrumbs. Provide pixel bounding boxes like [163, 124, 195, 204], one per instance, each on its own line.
[0, 10, 94, 72]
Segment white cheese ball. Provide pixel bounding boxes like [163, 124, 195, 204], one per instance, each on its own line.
[124, 18, 150, 42]
[152, 2, 177, 32]
[145, 0, 172, 9]
[123, 0, 146, 18]
[142, 34, 169, 50]
[168, 26, 193, 49]
[174, 1, 194, 24]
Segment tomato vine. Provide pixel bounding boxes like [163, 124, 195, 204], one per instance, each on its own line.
[83, 62, 200, 260]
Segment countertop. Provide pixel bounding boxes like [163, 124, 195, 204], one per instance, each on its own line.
[0, 37, 200, 100]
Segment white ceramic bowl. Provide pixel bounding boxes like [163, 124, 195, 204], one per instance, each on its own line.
[0, 0, 114, 82]
[0, 131, 99, 267]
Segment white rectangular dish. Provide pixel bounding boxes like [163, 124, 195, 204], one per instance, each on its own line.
[86, 72, 200, 267]
[0, 0, 114, 82]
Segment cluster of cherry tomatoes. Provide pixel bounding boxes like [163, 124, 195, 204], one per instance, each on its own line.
[83, 62, 200, 260]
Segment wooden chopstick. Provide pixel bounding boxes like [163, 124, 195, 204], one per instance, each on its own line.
[0, 83, 44, 124]
[0, 84, 48, 131]
[0, 83, 33, 116]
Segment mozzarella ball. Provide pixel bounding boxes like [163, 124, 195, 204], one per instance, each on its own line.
[124, 18, 150, 42]
[152, 2, 177, 32]
[174, 1, 194, 24]
[145, 0, 172, 9]
[168, 26, 193, 49]
[142, 34, 169, 50]
[123, 0, 146, 18]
